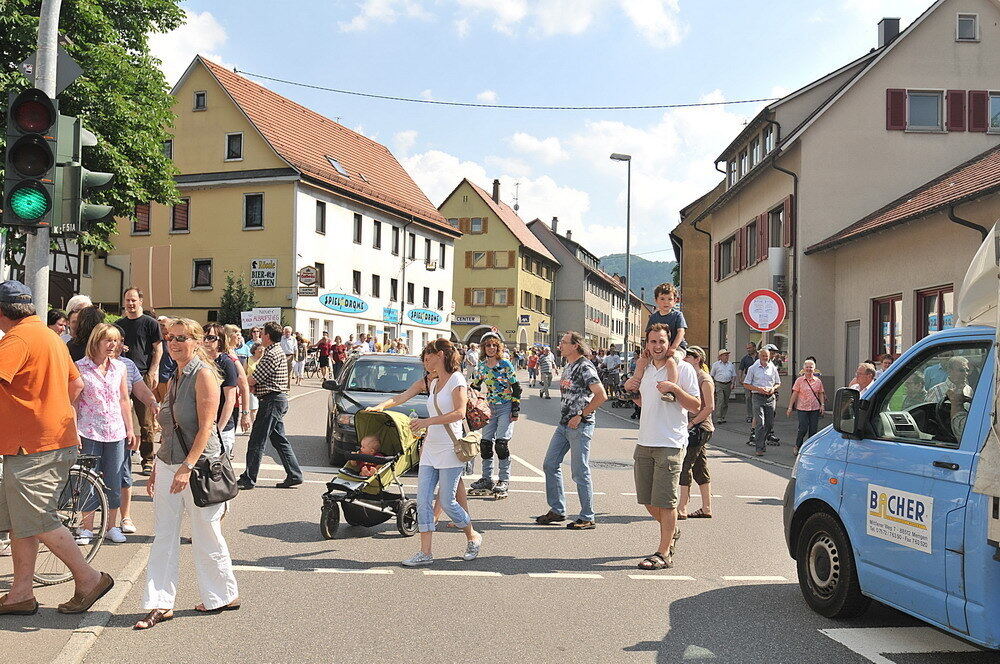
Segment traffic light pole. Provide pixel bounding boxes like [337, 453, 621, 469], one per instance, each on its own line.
[23, 0, 62, 309]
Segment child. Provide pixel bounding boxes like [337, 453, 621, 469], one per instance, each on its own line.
[351, 434, 383, 477]
[627, 283, 685, 401]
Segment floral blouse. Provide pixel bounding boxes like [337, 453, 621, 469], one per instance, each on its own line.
[75, 356, 127, 442]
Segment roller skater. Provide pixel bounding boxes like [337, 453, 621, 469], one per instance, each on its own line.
[471, 333, 521, 500]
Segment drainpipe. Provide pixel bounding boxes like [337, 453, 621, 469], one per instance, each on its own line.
[769, 154, 799, 376]
[400, 216, 415, 345]
[100, 252, 124, 314]
[947, 204, 989, 240]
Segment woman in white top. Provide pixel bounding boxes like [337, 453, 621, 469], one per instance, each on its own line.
[368, 338, 483, 567]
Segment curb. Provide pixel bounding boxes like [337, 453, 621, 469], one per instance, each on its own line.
[52, 542, 152, 664]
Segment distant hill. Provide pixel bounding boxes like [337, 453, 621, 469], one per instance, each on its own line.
[598, 254, 677, 304]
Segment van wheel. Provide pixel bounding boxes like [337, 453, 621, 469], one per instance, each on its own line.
[795, 512, 870, 618]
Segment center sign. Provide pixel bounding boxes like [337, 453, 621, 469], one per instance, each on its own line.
[742, 289, 786, 332]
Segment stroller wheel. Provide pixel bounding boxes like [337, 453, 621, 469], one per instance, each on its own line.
[320, 503, 340, 540]
[397, 499, 418, 537]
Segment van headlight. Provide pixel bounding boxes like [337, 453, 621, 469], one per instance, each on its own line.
[336, 413, 354, 426]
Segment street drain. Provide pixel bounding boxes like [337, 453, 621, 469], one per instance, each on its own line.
[590, 459, 633, 470]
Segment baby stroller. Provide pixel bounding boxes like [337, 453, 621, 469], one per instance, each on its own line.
[320, 409, 421, 539]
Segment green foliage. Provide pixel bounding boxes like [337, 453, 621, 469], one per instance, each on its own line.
[217, 272, 257, 327]
[1, 0, 184, 265]
[598, 254, 678, 304]
[103, 311, 120, 325]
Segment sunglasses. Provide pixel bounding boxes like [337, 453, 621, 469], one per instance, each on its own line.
[164, 334, 194, 343]
[204, 335, 219, 342]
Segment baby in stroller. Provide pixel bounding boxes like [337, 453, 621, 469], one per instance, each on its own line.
[349, 434, 383, 477]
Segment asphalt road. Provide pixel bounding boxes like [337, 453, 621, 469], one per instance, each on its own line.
[2, 375, 995, 663]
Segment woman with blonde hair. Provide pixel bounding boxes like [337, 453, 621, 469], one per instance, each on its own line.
[136, 319, 239, 629]
[223, 324, 252, 433]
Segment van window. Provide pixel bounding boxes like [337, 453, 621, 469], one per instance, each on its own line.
[871, 342, 989, 448]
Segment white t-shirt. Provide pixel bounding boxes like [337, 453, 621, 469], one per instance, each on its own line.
[423, 371, 468, 468]
[637, 359, 700, 448]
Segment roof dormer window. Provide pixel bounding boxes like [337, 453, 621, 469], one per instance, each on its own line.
[194, 91, 207, 111]
[326, 156, 350, 177]
[956, 13, 979, 42]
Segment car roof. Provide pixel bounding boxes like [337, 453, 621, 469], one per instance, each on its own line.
[351, 354, 421, 363]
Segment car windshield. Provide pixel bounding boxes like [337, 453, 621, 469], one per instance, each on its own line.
[345, 359, 424, 393]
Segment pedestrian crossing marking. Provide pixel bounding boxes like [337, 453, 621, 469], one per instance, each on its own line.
[232, 565, 284, 572]
[819, 627, 982, 664]
[423, 570, 502, 577]
[721, 575, 787, 581]
[313, 568, 394, 575]
[627, 575, 696, 580]
[527, 572, 603, 579]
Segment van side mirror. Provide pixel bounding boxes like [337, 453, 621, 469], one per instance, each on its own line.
[322, 379, 341, 392]
[833, 388, 862, 438]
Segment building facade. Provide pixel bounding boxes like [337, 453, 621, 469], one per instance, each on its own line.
[440, 179, 559, 348]
[90, 56, 458, 348]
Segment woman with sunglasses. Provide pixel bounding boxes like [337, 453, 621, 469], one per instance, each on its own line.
[203, 323, 240, 457]
[367, 338, 483, 567]
[136, 319, 239, 630]
[469, 333, 521, 499]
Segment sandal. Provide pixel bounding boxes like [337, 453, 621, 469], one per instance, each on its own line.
[195, 599, 241, 614]
[689, 508, 713, 518]
[134, 608, 173, 630]
[676, 512, 688, 520]
[637, 553, 671, 570]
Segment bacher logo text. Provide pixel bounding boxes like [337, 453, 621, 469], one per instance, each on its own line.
[866, 484, 934, 554]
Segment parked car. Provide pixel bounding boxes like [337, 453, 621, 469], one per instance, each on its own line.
[323, 353, 428, 466]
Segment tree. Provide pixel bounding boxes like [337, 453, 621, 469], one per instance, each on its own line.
[218, 272, 257, 327]
[1, 0, 184, 266]
[671, 261, 679, 286]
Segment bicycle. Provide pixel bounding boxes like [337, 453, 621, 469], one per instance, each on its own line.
[33, 453, 108, 585]
[304, 349, 320, 379]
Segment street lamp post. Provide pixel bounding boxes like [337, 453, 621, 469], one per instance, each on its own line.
[610, 153, 631, 355]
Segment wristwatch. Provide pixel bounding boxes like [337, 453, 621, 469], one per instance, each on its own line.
[240, 410, 250, 415]
[181, 461, 196, 470]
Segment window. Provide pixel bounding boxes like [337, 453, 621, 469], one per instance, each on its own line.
[907, 91, 944, 131]
[534, 294, 543, 311]
[769, 207, 783, 248]
[326, 156, 350, 177]
[162, 140, 172, 159]
[352, 270, 361, 295]
[437, 290, 444, 310]
[315, 262, 325, 288]
[872, 295, 903, 358]
[718, 319, 728, 354]
[471, 251, 487, 268]
[746, 220, 758, 265]
[989, 93, 1000, 132]
[492, 251, 511, 269]
[719, 236, 735, 278]
[916, 285, 955, 339]
[422, 287, 430, 307]
[192, 259, 212, 289]
[225, 132, 243, 160]
[470, 217, 484, 233]
[522, 291, 532, 309]
[390, 278, 399, 302]
[424, 238, 432, 261]
[472, 288, 486, 305]
[494, 288, 508, 306]
[372, 274, 381, 298]
[544, 298, 551, 314]
[132, 203, 150, 234]
[315, 201, 326, 234]
[738, 149, 749, 177]
[727, 161, 737, 187]
[310, 319, 319, 342]
[406, 282, 414, 304]
[392, 226, 400, 255]
[81, 253, 92, 278]
[763, 126, 774, 154]
[193, 91, 206, 110]
[957, 13, 979, 41]
[352, 213, 363, 243]
[408, 233, 416, 259]
[749, 137, 761, 168]
[373, 221, 382, 249]
[244, 193, 263, 229]
[171, 198, 190, 232]
[872, 342, 989, 448]
[439, 242, 446, 269]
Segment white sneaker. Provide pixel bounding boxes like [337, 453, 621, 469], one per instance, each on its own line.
[0, 538, 11, 556]
[120, 518, 137, 534]
[74, 529, 94, 545]
[463, 535, 483, 561]
[401, 551, 434, 567]
[104, 527, 127, 543]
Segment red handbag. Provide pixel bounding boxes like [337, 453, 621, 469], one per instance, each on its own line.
[465, 386, 492, 431]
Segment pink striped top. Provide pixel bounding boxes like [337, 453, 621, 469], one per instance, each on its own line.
[75, 357, 127, 442]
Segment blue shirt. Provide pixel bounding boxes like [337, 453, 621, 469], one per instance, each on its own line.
[158, 351, 177, 384]
[647, 310, 688, 347]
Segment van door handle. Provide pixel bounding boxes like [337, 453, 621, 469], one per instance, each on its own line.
[933, 461, 960, 470]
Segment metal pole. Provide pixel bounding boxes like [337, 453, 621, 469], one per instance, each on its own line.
[624, 160, 631, 355]
[24, 0, 63, 308]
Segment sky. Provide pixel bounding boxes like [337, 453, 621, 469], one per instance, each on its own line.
[149, 0, 928, 261]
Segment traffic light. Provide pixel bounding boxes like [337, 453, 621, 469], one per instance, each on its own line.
[51, 116, 114, 236]
[3, 88, 59, 227]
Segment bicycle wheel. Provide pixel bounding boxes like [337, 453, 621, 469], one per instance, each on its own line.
[34, 468, 108, 586]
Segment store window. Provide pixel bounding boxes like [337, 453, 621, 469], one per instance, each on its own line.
[872, 294, 903, 358]
[916, 285, 955, 339]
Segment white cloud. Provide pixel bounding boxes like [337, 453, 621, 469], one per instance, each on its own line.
[532, 0, 602, 36]
[484, 155, 533, 178]
[619, 0, 685, 47]
[338, 0, 430, 32]
[509, 132, 569, 164]
[401, 150, 489, 207]
[149, 10, 231, 85]
[393, 129, 418, 155]
[476, 89, 499, 103]
[455, 0, 528, 35]
[454, 17, 471, 37]
[419, 89, 434, 100]
[771, 85, 791, 99]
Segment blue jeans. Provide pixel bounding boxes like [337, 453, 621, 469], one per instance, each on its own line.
[481, 401, 514, 481]
[542, 421, 595, 522]
[81, 437, 124, 510]
[752, 393, 776, 453]
[417, 464, 470, 533]
[241, 392, 302, 485]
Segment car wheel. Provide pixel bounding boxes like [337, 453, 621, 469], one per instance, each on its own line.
[396, 499, 418, 537]
[795, 512, 870, 618]
[320, 503, 340, 540]
[326, 416, 346, 467]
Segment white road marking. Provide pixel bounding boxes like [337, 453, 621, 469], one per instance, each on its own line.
[232, 565, 284, 572]
[288, 388, 324, 402]
[257, 477, 328, 484]
[627, 574, 696, 580]
[232, 461, 339, 475]
[423, 570, 502, 577]
[509, 453, 546, 478]
[314, 568, 394, 575]
[722, 575, 787, 581]
[527, 572, 604, 579]
[819, 627, 981, 664]
[735, 495, 782, 500]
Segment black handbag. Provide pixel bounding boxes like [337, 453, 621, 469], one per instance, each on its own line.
[168, 378, 239, 508]
[688, 423, 709, 448]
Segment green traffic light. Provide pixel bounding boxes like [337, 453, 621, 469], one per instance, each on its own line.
[9, 183, 51, 220]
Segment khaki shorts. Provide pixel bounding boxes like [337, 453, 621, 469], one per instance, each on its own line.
[633, 445, 684, 509]
[0, 446, 78, 538]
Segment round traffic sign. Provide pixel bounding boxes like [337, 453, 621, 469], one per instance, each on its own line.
[742, 289, 786, 332]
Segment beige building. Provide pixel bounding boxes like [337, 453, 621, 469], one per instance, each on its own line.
[680, 1, 1000, 390]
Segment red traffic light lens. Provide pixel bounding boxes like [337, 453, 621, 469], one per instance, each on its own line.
[13, 99, 55, 133]
[9, 135, 54, 177]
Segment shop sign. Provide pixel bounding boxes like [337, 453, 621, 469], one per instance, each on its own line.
[297, 285, 318, 297]
[518, 314, 530, 326]
[297, 265, 318, 286]
[383, 307, 400, 324]
[408, 309, 443, 325]
[538, 320, 549, 333]
[239, 307, 281, 329]
[454, 315, 481, 325]
[320, 293, 369, 314]
[250, 258, 277, 288]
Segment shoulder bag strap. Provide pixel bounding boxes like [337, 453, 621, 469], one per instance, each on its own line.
[167, 377, 192, 457]
[804, 377, 823, 406]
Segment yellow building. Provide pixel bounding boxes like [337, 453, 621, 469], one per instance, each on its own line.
[89, 56, 458, 347]
[439, 179, 560, 348]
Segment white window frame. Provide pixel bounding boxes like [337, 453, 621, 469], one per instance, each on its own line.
[988, 92, 1000, 134]
[749, 137, 761, 168]
[738, 149, 749, 177]
[472, 288, 486, 305]
[470, 217, 484, 233]
[727, 160, 737, 187]
[243, 193, 264, 230]
[193, 90, 207, 111]
[906, 90, 945, 132]
[472, 251, 487, 268]
[192, 258, 213, 290]
[225, 132, 243, 161]
[763, 126, 774, 154]
[326, 155, 351, 178]
[956, 13, 979, 42]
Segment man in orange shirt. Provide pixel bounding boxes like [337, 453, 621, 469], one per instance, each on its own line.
[0, 281, 113, 616]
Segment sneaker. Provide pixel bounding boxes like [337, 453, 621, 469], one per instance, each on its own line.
[140, 462, 153, 476]
[0, 538, 10, 557]
[105, 527, 127, 543]
[237, 478, 255, 491]
[401, 551, 434, 567]
[463, 535, 483, 561]
[566, 519, 596, 530]
[119, 518, 136, 534]
[535, 510, 566, 525]
[74, 529, 94, 545]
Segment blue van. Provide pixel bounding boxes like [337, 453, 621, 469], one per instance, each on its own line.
[784, 226, 1000, 650]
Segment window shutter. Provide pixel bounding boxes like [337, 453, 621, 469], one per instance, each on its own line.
[713, 242, 721, 281]
[734, 229, 744, 272]
[946, 90, 967, 131]
[485, 289, 494, 306]
[465, 251, 472, 268]
[507, 287, 514, 305]
[486, 251, 495, 268]
[968, 90, 989, 132]
[782, 195, 794, 247]
[508, 250, 515, 267]
[482, 218, 489, 233]
[757, 213, 768, 261]
[886, 89, 907, 130]
[464, 288, 472, 306]
[459, 218, 470, 233]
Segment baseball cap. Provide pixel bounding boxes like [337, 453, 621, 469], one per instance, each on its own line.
[761, 343, 779, 351]
[0, 280, 32, 304]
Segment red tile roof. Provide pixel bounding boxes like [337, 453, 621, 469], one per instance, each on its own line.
[199, 58, 452, 234]
[807, 144, 1000, 254]
[463, 179, 559, 263]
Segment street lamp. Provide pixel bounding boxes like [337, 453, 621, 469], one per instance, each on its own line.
[610, 153, 631, 355]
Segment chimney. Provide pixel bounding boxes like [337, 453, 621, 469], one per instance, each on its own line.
[878, 18, 900, 48]
[492, 179, 500, 203]
[551, 216, 559, 234]
[566, 229, 573, 241]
